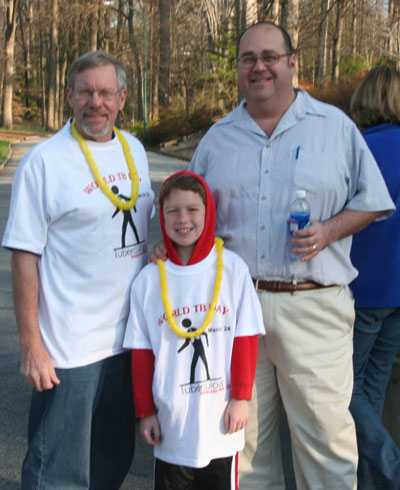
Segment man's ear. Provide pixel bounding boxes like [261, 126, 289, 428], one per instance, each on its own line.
[288, 53, 297, 68]
[118, 88, 128, 111]
[66, 87, 73, 108]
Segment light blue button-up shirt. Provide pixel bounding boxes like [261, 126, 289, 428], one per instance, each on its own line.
[190, 91, 395, 285]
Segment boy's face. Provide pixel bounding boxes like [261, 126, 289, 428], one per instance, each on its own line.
[163, 189, 206, 253]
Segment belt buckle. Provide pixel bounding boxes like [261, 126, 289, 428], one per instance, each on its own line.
[254, 279, 259, 291]
[291, 277, 298, 293]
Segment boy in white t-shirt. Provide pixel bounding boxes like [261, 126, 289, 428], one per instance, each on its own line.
[123, 170, 265, 489]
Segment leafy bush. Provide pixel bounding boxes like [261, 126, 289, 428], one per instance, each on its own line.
[0, 140, 10, 165]
[307, 73, 366, 115]
[132, 106, 222, 147]
[340, 56, 369, 79]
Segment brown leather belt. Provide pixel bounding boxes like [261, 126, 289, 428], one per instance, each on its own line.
[252, 279, 334, 292]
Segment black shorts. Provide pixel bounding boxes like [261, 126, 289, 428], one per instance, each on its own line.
[154, 454, 237, 490]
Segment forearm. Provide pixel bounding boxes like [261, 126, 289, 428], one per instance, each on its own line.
[231, 335, 259, 400]
[292, 208, 386, 261]
[131, 349, 156, 417]
[11, 250, 42, 350]
[11, 250, 59, 390]
[322, 209, 384, 245]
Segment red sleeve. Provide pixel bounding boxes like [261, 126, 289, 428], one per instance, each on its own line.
[131, 348, 156, 417]
[231, 335, 259, 400]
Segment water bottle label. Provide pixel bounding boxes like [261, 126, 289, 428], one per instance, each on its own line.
[289, 212, 310, 233]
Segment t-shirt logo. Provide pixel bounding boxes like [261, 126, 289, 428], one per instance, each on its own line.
[177, 318, 211, 385]
[111, 185, 144, 250]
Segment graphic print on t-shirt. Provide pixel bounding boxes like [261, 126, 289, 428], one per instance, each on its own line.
[111, 185, 144, 249]
[177, 318, 212, 384]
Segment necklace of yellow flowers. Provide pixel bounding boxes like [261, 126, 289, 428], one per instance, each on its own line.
[157, 237, 224, 339]
[71, 121, 139, 210]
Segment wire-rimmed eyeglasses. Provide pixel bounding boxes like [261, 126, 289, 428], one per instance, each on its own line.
[238, 51, 292, 70]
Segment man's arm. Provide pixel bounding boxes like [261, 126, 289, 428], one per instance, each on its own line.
[291, 209, 385, 261]
[11, 250, 60, 391]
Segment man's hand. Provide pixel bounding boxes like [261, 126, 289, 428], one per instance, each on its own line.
[149, 241, 167, 264]
[290, 209, 385, 262]
[11, 250, 60, 391]
[140, 415, 161, 445]
[20, 340, 60, 391]
[224, 399, 249, 433]
[290, 221, 328, 262]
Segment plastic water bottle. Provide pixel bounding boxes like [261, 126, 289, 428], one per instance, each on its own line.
[288, 189, 310, 261]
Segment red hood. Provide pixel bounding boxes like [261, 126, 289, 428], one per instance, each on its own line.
[159, 170, 216, 265]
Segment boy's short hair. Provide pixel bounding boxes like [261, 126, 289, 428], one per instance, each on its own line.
[159, 173, 206, 208]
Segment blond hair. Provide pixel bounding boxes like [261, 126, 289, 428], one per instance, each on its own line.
[350, 65, 400, 128]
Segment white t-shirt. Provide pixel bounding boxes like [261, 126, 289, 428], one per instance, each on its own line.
[3, 122, 154, 368]
[123, 247, 265, 468]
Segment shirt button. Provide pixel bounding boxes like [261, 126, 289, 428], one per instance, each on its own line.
[260, 225, 266, 230]
[264, 169, 269, 174]
[261, 195, 266, 200]
[266, 143, 271, 148]
[260, 255, 265, 260]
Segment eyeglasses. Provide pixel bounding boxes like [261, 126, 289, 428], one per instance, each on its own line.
[74, 89, 121, 101]
[238, 51, 292, 69]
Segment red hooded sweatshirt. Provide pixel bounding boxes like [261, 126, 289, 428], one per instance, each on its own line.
[131, 170, 258, 417]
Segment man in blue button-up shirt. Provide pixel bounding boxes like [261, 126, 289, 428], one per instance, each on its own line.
[190, 21, 395, 490]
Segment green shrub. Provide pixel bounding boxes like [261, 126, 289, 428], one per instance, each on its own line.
[0, 140, 10, 165]
[308, 73, 365, 115]
[132, 106, 221, 147]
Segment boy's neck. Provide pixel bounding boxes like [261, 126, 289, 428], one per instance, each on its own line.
[176, 245, 194, 265]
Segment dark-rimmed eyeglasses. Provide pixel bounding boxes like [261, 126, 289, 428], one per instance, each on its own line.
[238, 51, 292, 69]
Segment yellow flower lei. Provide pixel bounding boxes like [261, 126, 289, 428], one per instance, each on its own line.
[157, 237, 224, 339]
[71, 121, 140, 210]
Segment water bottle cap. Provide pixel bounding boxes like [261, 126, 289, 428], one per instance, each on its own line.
[295, 189, 306, 199]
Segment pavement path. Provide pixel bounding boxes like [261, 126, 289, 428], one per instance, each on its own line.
[0, 139, 186, 490]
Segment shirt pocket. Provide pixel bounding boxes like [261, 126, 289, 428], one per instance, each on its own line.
[293, 149, 349, 219]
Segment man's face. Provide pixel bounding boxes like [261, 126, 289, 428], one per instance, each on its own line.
[67, 64, 127, 142]
[238, 25, 296, 107]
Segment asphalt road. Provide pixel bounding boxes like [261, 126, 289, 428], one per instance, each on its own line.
[0, 139, 186, 490]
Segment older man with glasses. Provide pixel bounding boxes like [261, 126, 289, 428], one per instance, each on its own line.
[189, 21, 394, 490]
[3, 51, 154, 489]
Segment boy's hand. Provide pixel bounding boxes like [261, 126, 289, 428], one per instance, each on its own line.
[149, 241, 167, 264]
[224, 399, 249, 433]
[140, 415, 161, 445]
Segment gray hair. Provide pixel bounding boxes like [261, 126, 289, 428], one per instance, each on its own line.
[68, 50, 127, 90]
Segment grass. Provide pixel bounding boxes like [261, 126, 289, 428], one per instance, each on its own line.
[0, 140, 10, 165]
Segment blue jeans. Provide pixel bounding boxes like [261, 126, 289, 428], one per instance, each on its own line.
[21, 352, 135, 490]
[349, 308, 400, 490]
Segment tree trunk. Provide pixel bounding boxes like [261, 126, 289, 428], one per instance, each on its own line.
[38, 0, 46, 128]
[46, 0, 58, 130]
[2, 0, 20, 128]
[128, 0, 144, 122]
[280, 0, 288, 30]
[58, 55, 67, 127]
[18, 0, 32, 108]
[150, 0, 159, 121]
[286, 0, 299, 86]
[116, 0, 124, 51]
[331, 0, 343, 82]
[351, 0, 357, 57]
[246, 0, 258, 24]
[89, 0, 99, 51]
[314, 0, 330, 87]
[158, 0, 171, 111]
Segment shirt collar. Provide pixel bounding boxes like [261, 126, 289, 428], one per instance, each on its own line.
[219, 90, 327, 139]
